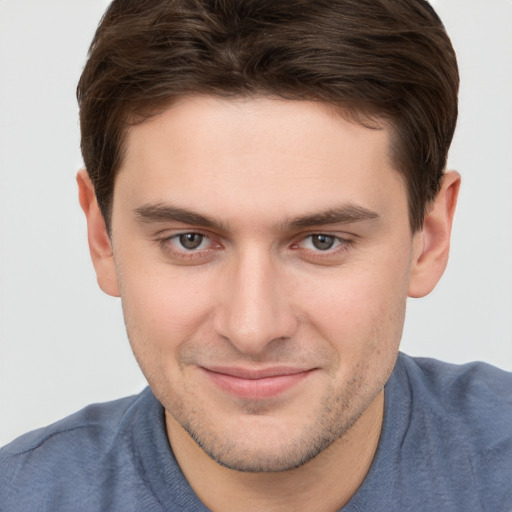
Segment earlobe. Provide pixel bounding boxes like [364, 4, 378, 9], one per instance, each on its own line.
[77, 169, 120, 297]
[408, 170, 461, 298]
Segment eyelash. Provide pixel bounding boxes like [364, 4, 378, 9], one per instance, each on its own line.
[157, 231, 221, 261]
[156, 231, 354, 262]
[290, 234, 355, 264]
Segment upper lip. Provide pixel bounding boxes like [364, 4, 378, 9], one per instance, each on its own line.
[201, 366, 314, 380]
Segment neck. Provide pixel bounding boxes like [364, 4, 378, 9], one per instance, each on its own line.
[166, 390, 384, 512]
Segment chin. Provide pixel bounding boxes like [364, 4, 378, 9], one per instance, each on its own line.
[192, 433, 333, 473]
[178, 408, 358, 473]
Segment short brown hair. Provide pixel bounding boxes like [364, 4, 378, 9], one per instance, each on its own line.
[77, 0, 459, 231]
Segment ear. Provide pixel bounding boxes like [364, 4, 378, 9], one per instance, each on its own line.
[77, 169, 120, 297]
[408, 170, 461, 298]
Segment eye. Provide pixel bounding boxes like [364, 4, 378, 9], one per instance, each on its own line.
[309, 234, 336, 251]
[158, 231, 214, 255]
[177, 233, 206, 250]
[299, 234, 342, 251]
[155, 231, 222, 265]
[290, 233, 356, 263]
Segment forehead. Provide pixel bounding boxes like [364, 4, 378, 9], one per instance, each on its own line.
[115, 95, 407, 228]
[125, 95, 388, 162]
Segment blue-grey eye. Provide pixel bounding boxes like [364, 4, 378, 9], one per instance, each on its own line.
[179, 233, 204, 250]
[311, 234, 335, 250]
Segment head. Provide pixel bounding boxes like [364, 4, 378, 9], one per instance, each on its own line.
[77, 0, 460, 473]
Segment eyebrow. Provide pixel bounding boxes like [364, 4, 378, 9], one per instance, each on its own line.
[285, 205, 379, 229]
[134, 202, 379, 231]
[134, 203, 229, 231]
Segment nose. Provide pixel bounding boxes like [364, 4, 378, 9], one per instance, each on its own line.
[213, 248, 298, 356]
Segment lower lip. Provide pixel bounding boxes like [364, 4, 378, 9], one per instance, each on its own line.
[202, 369, 313, 400]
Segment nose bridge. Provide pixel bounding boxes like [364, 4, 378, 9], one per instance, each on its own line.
[214, 244, 296, 354]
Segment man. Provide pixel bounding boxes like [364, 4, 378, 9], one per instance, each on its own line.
[1, 0, 511, 510]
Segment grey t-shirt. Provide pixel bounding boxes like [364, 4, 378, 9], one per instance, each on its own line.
[1, 353, 511, 511]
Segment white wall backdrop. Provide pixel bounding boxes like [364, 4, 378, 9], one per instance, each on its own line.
[1, 0, 511, 446]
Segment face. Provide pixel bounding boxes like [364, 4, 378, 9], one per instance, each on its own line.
[108, 96, 418, 472]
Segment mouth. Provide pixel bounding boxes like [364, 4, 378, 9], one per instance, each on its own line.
[200, 365, 316, 400]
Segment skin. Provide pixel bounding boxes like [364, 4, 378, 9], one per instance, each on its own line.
[78, 95, 459, 511]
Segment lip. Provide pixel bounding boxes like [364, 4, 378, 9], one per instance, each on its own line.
[200, 366, 315, 400]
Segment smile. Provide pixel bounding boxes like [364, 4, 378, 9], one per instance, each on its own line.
[200, 366, 316, 400]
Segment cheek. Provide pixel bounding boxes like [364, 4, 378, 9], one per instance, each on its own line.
[118, 268, 218, 400]
[305, 273, 407, 401]
[117, 265, 215, 355]
[296, 256, 410, 356]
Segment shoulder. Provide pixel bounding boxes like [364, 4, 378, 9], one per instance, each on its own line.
[394, 353, 512, 510]
[2, 393, 139, 455]
[397, 353, 512, 426]
[0, 388, 156, 510]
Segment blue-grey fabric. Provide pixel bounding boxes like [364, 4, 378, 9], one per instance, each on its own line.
[1, 353, 511, 511]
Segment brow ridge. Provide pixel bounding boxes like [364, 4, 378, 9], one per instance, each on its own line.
[285, 205, 379, 229]
[134, 202, 379, 232]
[134, 203, 229, 231]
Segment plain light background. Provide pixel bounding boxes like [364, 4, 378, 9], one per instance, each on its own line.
[1, 0, 511, 446]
